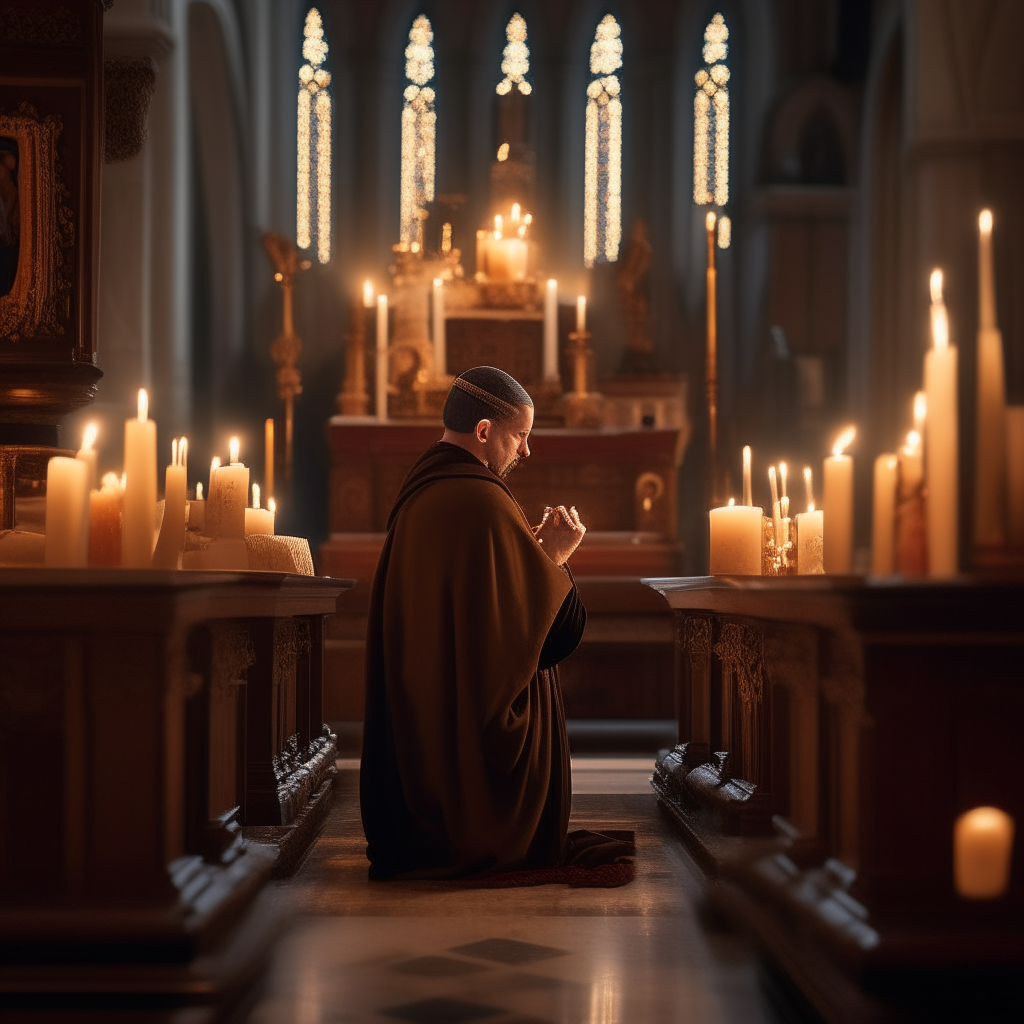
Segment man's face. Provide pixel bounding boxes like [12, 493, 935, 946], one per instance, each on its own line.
[480, 404, 533, 478]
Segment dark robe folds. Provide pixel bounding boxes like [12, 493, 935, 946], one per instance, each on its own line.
[360, 442, 586, 879]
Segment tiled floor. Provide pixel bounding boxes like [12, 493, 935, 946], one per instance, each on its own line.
[247, 758, 782, 1024]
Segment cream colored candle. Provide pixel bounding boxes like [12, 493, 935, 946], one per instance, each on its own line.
[1007, 406, 1024, 546]
[264, 418, 275, 500]
[925, 270, 959, 577]
[742, 446, 752, 506]
[709, 501, 763, 575]
[122, 388, 157, 568]
[89, 472, 123, 566]
[823, 426, 856, 574]
[76, 422, 98, 492]
[576, 295, 586, 333]
[975, 211, 1007, 546]
[188, 481, 206, 533]
[244, 482, 275, 536]
[796, 508, 824, 574]
[206, 438, 248, 540]
[543, 279, 559, 382]
[954, 806, 1015, 899]
[153, 437, 187, 569]
[44, 456, 89, 567]
[871, 454, 898, 575]
[376, 294, 389, 421]
[432, 278, 445, 377]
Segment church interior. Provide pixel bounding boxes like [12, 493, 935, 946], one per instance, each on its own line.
[1, 0, 1023, 1020]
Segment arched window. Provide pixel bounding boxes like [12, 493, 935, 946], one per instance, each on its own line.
[497, 13, 531, 95]
[584, 14, 623, 267]
[297, 8, 331, 263]
[693, 12, 729, 209]
[400, 15, 436, 249]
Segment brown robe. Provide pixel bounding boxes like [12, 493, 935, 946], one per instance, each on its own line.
[360, 441, 586, 879]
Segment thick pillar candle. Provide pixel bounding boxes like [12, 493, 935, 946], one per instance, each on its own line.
[206, 438, 248, 540]
[796, 508, 824, 574]
[871, 454, 898, 575]
[76, 422, 98, 491]
[954, 806, 1014, 899]
[432, 278, 446, 377]
[89, 472, 123, 566]
[709, 503, 763, 575]
[543, 279, 559, 382]
[244, 482, 275, 536]
[1007, 407, 1024, 546]
[123, 389, 157, 567]
[823, 427, 855, 573]
[153, 437, 187, 569]
[376, 294, 389, 421]
[925, 270, 958, 577]
[44, 456, 89, 567]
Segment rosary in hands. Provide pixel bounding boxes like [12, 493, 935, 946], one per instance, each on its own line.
[533, 505, 587, 566]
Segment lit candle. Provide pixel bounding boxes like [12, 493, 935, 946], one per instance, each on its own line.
[376, 293, 389, 420]
[975, 210, 1007, 546]
[742, 446, 752, 506]
[796, 499, 824, 575]
[475, 229, 487, 277]
[768, 465, 782, 552]
[89, 471, 123, 566]
[803, 466, 814, 509]
[363, 278, 374, 308]
[576, 295, 587, 333]
[432, 278, 446, 377]
[543, 279, 559, 383]
[511, 202, 521, 225]
[709, 503, 763, 575]
[44, 456, 89, 567]
[76, 422, 98, 492]
[954, 806, 1015, 899]
[122, 388, 157, 568]
[264, 418, 275, 499]
[153, 437, 187, 569]
[1007, 407, 1024, 546]
[188, 479, 206, 534]
[925, 269, 958, 577]
[871, 453, 898, 575]
[244, 482, 275, 536]
[779, 462, 788, 500]
[823, 426, 856, 574]
[206, 439, 248, 540]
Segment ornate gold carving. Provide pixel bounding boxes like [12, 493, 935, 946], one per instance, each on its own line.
[0, 103, 74, 340]
[715, 621, 763, 710]
[0, 5, 82, 47]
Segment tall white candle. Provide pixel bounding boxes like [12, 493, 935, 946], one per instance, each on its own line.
[823, 426, 856, 574]
[954, 806, 1014, 900]
[376, 293, 389, 420]
[543, 279, 559, 383]
[925, 269, 958, 577]
[432, 278, 446, 377]
[871, 454, 898, 575]
[44, 456, 89, 567]
[153, 437, 187, 570]
[123, 388, 157, 567]
[742, 446, 752, 506]
[264, 418, 275, 500]
[975, 211, 1007, 546]
[709, 503, 763, 575]
[576, 295, 586, 333]
[76, 422, 98, 492]
[1007, 406, 1024, 547]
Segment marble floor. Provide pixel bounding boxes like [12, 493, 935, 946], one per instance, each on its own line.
[247, 758, 785, 1024]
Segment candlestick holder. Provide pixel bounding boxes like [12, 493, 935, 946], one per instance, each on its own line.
[562, 330, 604, 428]
[337, 302, 370, 416]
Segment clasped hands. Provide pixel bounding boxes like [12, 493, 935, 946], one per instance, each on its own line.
[533, 505, 586, 566]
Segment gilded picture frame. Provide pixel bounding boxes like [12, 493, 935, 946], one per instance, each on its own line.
[0, 103, 73, 340]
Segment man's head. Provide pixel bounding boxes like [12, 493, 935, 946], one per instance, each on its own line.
[441, 366, 534, 478]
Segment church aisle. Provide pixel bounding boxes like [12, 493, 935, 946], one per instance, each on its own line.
[246, 760, 782, 1023]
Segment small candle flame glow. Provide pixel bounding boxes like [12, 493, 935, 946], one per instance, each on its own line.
[705, 210, 716, 232]
[172, 438, 178, 466]
[101, 471, 120, 491]
[82, 422, 98, 451]
[229, 437, 240, 465]
[196, 481, 204, 500]
[363, 279, 374, 307]
[904, 429, 922, 455]
[138, 389, 148, 423]
[913, 390, 927, 431]
[930, 269, 943, 303]
[177, 436, 188, 470]
[252, 482, 260, 509]
[779, 461, 788, 499]
[804, 466, 815, 510]
[433, 277, 442, 288]
[728, 497, 735, 506]
[211, 456, 221, 473]
[511, 203, 520, 223]
[494, 214, 503, 233]
[742, 446, 752, 506]
[979, 209, 993, 235]
[832, 426, 856, 457]
[523, 213, 532, 226]
[268, 497, 277, 515]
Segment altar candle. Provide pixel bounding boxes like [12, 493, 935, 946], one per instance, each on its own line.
[264, 419, 275, 499]
[925, 269, 958, 577]
[975, 211, 1007, 546]
[768, 465, 782, 548]
[804, 466, 815, 510]
[475, 229, 487, 277]
[206, 439, 248, 540]
[576, 296, 587, 333]
[543, 279, 559, 383]
[153, 437, 187, 569]
[376, 294, 389, 420]
[188, 479, 206, 534]
[123, 388, 157, 567]
[363, 279, 374, 308]
[44, 456, 89, 567]
[244, 482, 275, 536]
[1007, 407, 1024, 546]
[432, 278, 446, 377]
[796, 507, 824, 574]
[76, 422, 98, 492]
[823, 426, 856, 574]
[89, 472, 123, 566]
[742, 446, 752, 506]
[709, 503, 763, 575]
[954, 806, 1014, 899]
[871, 454, 898, 575]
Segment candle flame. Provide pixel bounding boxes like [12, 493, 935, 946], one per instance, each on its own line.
[705, 210, 716, 231]
[172, 437, 178, 466]
[179, 436, 188, 470]
[517, 224, 526, 238]
[887, 455, 898, 470]
[913, 390, 927, 427]
[433, 277, 442, 288]
[252, 482, 260, 509]
[979, 209, 993, 234]
[523, 213, 532, 225]
[493, 230, 502, 240]
[832, 426, 856, 457]
[268, 497, 277, 515]
[229, 437, 240, 465]
[101, 471, 120, 490]
[780, 495, 789, 519]
[728, 497, 735, 506]
[779, 461, 788, 498]
[511, 202, 520, 222]
[363, 279, 374, 307]
[742, 445, 752, 506]
[803, 466, 815, 510]
[904, 429, 922, 455]
[138, 389, 148, 423]
[547, 278, 557, 289]
[196, 481, 204, 501]
[211, 456, 221, 473]
[494, 214, 503, 232]
[377, 293, 388, 309]
[82, 422, 98, 451]
[930, 269, 943, 303]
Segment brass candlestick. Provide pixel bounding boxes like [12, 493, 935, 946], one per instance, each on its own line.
[568, 329, 592, 396]
[338, 301, 370, 415]
[705, 211, 720, 505]
[262, 233, 308, 486]
[563, 329, 603, 428]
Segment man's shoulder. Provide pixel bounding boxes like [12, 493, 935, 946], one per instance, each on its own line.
[409, 472, 510, 513]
